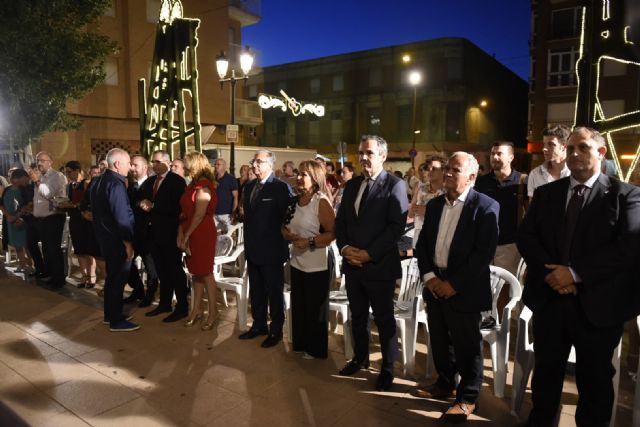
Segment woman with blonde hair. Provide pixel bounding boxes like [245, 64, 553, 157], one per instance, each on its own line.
[178, 152, 219, 330]
[282, 160, 335, 359]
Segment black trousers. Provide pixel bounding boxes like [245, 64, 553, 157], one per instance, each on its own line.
[345, 270, 397, 374]
[529, 297, 623, 427]
[291, 267, 329, 358]
[36, 215, 65, 285]
[24, 216, 45, 274]
[247, 260, 284, 336]
[149, 233, 188, 313]
[127, 252, 158, 298]
[424, 293, 483, 404]
[103, 244, 131, 324]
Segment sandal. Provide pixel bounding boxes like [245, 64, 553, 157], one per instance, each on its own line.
[85, 275, 97, 289]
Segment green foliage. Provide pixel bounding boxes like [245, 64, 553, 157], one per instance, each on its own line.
[0, 0, 118, 147]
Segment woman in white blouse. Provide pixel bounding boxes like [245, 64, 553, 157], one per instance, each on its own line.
[282, 160, 335, 359]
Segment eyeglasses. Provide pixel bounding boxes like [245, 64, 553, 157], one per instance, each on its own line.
[150, 160, 164, 164]
[251, 159, 269, 166]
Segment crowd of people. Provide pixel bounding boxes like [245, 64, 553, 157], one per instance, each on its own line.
[1, 126, 639, 426]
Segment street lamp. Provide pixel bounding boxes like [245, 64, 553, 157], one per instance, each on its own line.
[216, 46, 254, 176]
[408, 70, 422, 167]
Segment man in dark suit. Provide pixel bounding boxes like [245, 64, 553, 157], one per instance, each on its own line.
[416, 152, 499, 422]
[517, 127, 640, 427]
[90, 148, 139, 332]
[139, 150, 188, 323]
[335, 135, 408, 391]
[239, 149, 292, 348]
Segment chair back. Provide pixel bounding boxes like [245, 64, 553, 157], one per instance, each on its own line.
[215, 234, 234, 257]
[516, 258, 527, 288]
[488, 265, 523, 322]
[397, 258, 422, 305]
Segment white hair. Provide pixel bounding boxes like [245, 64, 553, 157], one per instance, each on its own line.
[256, 150, 276, 166]
[450, 151, 479, 177]
[107, 148, 130, 168]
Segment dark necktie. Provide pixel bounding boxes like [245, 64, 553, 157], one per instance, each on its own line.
[357, 178, 371, 214]
[152, 175, 163, 199]
[250, 182, 263, 206]
[560, 184, 587, 264]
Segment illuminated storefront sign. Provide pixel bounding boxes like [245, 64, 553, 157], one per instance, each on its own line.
[258, 90, 325, 117]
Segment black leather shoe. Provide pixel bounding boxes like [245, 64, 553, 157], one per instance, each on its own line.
[123, 294, 143, 304]
[162, 311, 188, 323]
[138, 298, 152, 308]
[260, 334, 282, 348]
[238, 329, 269, 340]
[375, 370, 394, 391]
[338, 359, 370, 376]
[145, 306, 172, 317]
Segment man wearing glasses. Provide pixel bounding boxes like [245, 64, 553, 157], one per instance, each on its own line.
[239, 150, 292, 348]
[32, 151, 67, 289]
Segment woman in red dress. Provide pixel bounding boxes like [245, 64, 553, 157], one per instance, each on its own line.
[178, 152, 218, 330]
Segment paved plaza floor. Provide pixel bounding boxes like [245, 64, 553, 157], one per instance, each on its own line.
[0, 270, 635, 426]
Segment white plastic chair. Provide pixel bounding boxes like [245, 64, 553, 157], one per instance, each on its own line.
[482, 265, 522, 397]
[511, 306, 622, 427]
[215, 245, 250, 331]
[329, 274, 354, 360]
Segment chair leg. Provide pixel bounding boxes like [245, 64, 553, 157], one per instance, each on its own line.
[511, 352, 534, 416]
[398, 322, 409, 377]
[221, 289, 229, 307]
[344, 318, 354, 360]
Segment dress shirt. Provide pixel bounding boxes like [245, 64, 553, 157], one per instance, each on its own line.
[423, 184, 472, 283]
[354, 169, 383, 213]
[565, 172, 600, 284]
[527, 162, 571, 197]
[33, 168, 67, 218]
[136, 176, 148, 188]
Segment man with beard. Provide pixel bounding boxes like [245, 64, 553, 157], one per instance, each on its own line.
[335, 135, 408, 391]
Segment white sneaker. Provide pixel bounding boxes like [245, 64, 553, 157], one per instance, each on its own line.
[302, 352, 315, 360]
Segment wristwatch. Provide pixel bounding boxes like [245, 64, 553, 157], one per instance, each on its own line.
[308, 237, 316, 251]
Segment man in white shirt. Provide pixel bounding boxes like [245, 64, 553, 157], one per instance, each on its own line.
[415, 152, 499, 422]
[527, 125, 571, 198]
[33, 151, 68, 289]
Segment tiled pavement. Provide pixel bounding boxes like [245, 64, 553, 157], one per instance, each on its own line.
[0, 270, 635, 426]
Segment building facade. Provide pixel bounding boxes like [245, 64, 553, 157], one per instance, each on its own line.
[33, 0, 261, 167]
[249, 37, 527, 168]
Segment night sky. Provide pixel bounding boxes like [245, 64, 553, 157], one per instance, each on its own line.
[243, 0, 531, 81]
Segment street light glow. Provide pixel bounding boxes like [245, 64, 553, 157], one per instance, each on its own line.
[480, 99, 488, 107]
[408, 70, 422, 86]
[402, 54, 411, 63]
[240, 46, 254, 76]
[215, 50, 229, 79]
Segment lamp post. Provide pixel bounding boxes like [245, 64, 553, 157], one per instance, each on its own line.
[408, 70, 422, 167]
[216, 46, 254, 176]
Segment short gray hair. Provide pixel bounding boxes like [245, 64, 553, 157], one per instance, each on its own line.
[106, 148, 130, 167]
[215, 158, 227, 166]
[572, 126, 606, 148]
[256, 150, 276, 166]
[360, 134, 388, 157]
[152, 150, 171, 162]
[450, 151, 479, 177]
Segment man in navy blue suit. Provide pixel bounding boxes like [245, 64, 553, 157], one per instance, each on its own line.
[90, 148, 139, 332]
[239, 149, 292, 348]
[415, 152, 499, 422]
[335, 135, 408, 391]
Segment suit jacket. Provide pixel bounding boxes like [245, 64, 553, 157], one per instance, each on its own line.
[416, 188, 499, 312]
[517, 174, 640, 327]
[335, 170, 408, 281]
[89, 170, 134, 255]
[138, 172, 186, 242]
[243, 174, 292, 265]
[128, 177, 149, 254]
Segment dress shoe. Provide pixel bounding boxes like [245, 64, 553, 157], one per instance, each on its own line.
[375, 370, 394, 391]
[145, 306, 172, 317]
[138, 298, 152, 308]
[123, 294, 143, 304]
[238, 329, 269, 340]
[260, 334, 282, 348]
[338, 359, 370, 376]
[184, 313, 203, 327]
[162, 311, 188, 323]
[414, 383, 454, 400]
[201, 314, 219, 331]
[442, 402, 477, 423]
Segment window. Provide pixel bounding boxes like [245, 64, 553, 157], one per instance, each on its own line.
[102, 59, 119, 86]
[547, 102, 575, 125]
[397, 105, 412, 136]
[600, 100, 625, 119]
[310, 78, 320, 94]
[146, 0, 160, 23]
[228, 28, 236, 46]
[602, 59, 627, 77]
[369, 68, 381, 87]
[248, 85, 257, 99]
[447, 58, 462, 81]
[276, 117, 287, 136]
[548, 48, 578, 87]
[551, 7, 581, 38]
[332, 75, 344, 91]
[308, 120, 320, 145]
[331, 110, 342, 139]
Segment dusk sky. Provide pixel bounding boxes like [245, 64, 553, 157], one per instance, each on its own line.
[243, 0, 531, 80]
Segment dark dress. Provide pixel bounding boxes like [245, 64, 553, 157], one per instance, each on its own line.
[75, 180, 102, 257]
[180, 178, 217, 275]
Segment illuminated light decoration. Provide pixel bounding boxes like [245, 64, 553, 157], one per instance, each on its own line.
[257, 90, 325, 117]
[138, 0, 202, 158]
[624, 26, 634, 44]
[574, 0, 640, 182]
